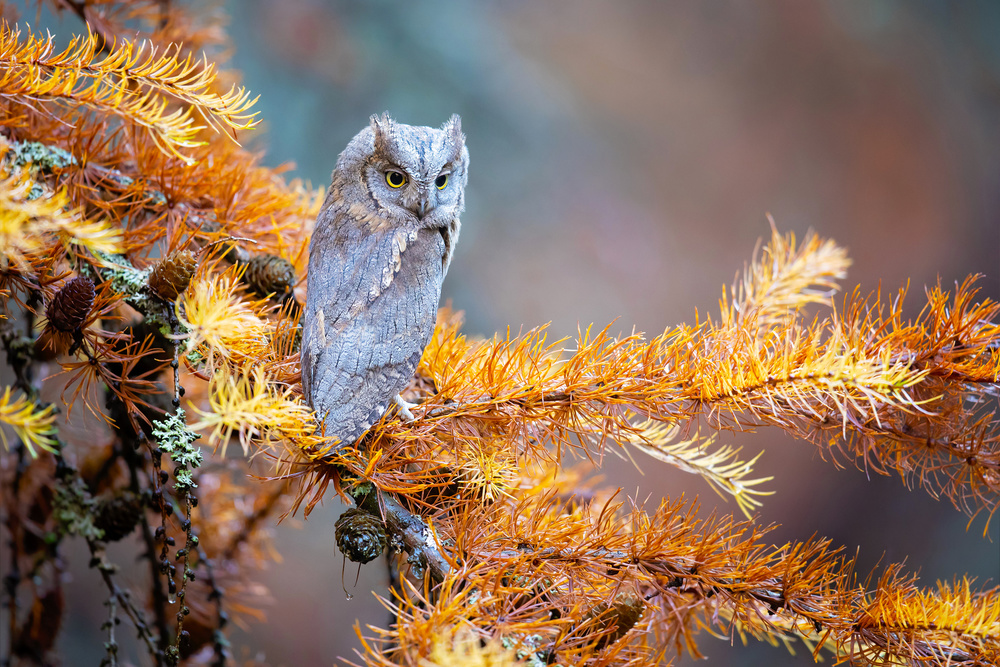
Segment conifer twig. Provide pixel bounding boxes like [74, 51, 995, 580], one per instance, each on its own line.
[0, 22, 258, 162]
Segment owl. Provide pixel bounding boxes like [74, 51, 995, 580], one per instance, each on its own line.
[301, 113, 469, 447]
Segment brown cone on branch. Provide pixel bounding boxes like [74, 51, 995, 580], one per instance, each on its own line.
[243, 253, 297, 299]
[335, 508, 388, 564]
[94, 492, 143, 542]
[148, 250, 197, 301]
[46, 276, 95, 332]
[583, 592, 645, 650]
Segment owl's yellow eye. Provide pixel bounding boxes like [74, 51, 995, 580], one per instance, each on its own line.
[435, 174, 448, 190]
[385, 170, 406, 188]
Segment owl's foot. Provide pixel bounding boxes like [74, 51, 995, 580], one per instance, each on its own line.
[394, 394, 417, 422]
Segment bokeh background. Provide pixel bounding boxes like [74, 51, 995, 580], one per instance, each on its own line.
[29, 1, 1000, 665]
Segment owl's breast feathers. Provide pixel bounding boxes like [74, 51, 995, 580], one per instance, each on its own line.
[329, 191, 435, 318]
[302, 199, 451, 445]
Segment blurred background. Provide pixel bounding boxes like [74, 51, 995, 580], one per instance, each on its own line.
[34, 0, 1000, 664]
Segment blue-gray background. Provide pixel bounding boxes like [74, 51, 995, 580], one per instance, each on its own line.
[23, 1, 1000, 665]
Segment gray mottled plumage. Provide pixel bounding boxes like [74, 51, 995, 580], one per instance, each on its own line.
[302, 114, 469, 446]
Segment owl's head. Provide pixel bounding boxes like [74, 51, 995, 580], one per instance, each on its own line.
[335, 113, 469, 228]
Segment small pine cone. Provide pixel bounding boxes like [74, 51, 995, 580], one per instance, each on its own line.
[148, 250, 197, 301]
[585, 592, 645, 650]
[94, 492, 143, 542]
[335, 508, 387, 564]
[46, 276, 95, 332]
[243, 254, 296, 298]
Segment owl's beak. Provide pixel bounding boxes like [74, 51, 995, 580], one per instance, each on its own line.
[415, 196, 433, 219]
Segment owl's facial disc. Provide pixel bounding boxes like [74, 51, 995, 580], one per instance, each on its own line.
[384, 168, 447, 220]
[360, 113, 465, 223]
[381, 167, 434, 219]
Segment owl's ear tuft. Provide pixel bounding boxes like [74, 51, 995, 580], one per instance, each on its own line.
[443, 114, 462, 140]
[370, 112, 394, 153]
[443, 114, 464, 160]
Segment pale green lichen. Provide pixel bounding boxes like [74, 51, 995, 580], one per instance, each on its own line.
[4, 139, 78, 173]
[96, 251, 150, 294]
[1, 140, 77, 200]
[350, 481, 375, 499]
[53, 475, 104, 541]
[26, 182, 44, 201]
[3, 139, 171, 208]
[501, 634, 548, 667]
[152, 409, 202, 492]
[185, 347, 205, 367]
[145, 188, 167, 207]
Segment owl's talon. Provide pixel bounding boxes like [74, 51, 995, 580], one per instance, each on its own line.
[394, 395, 417, 422]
